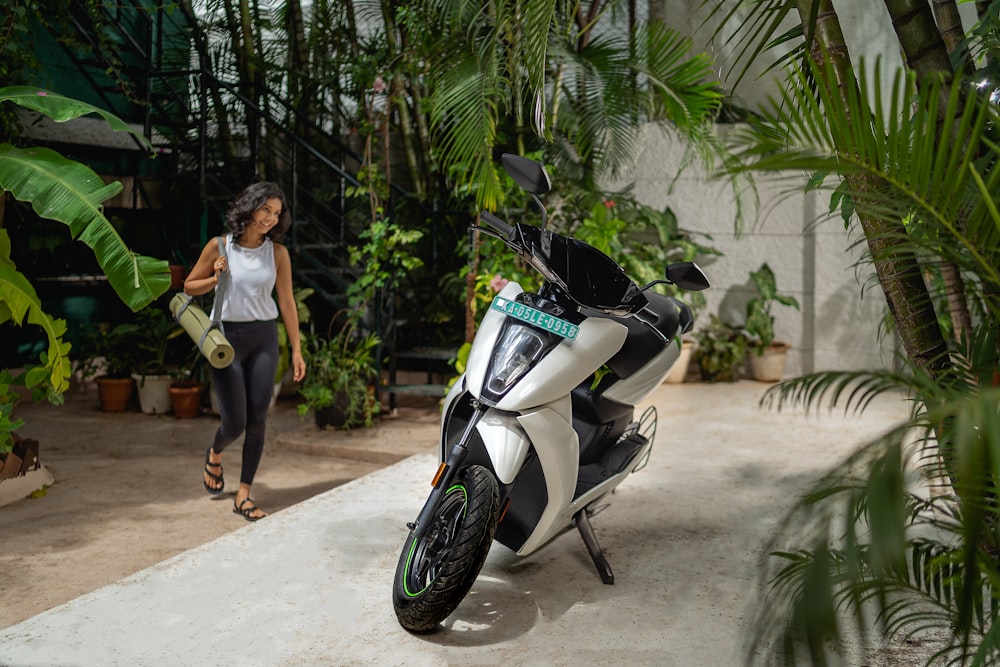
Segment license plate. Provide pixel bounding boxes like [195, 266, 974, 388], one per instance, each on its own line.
[491, 297, 579, 340]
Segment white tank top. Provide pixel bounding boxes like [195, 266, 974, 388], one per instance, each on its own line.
[212, 234, 280, 322]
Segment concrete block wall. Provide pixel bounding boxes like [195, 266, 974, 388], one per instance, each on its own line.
[605, 125, 899, 377]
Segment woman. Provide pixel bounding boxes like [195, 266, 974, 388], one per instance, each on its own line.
[184, 182, 306, 521]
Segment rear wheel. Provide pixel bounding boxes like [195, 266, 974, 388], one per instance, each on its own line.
[392, 464, 500, 632]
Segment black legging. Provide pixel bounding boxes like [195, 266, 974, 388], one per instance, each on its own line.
[211, 320, 278, 486]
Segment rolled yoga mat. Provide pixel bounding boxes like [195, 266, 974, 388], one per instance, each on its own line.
[169, 293, 235, 369]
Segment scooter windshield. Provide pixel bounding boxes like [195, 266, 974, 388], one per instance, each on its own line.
[517, 225, 643, 313]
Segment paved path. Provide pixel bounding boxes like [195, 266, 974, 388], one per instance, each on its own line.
[0, 382, 911, 666]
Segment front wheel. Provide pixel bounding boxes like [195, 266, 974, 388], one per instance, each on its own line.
[392, 464, 500, 632]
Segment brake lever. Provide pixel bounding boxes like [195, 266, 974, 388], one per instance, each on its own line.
[633, 307, 670, 344]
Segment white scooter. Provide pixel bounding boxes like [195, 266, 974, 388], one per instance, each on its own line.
[391, 154, 710, 632]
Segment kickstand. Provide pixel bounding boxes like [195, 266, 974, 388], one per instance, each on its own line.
[575, 509, 614, 585]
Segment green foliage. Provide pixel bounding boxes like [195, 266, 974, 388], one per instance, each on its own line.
[0, 228, 71, 394]
[297, 321, 381, 430]
[0, 85, 169, 407]
[123, 307, 187, 377]
[743, 263, 799, 355]
[78, 322, 141, 380]
[747, 368, 1000, 666]
[692, 315, 748, 382]
[0, 87, 168, 312]
[347, 218, 424, 310]
[424, 0, 722, 208]
[0, 367, 62, 455]
[714, 33, 1000, 660]
[275, 287, 313, 385]
[555, 180, 721, 314]
[0, 372, 25, 456]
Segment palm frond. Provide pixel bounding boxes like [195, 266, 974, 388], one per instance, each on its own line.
[697, 0, 803, 91]
[429, 55, 502, 208]
[759, 368, 922, 418]
[727, 59, 1000, 291]
[748, 388, 1000, 665]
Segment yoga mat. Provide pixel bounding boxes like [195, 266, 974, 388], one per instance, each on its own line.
[169, 293, 235, 369]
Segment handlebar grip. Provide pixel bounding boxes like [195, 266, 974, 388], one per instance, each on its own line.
[480, 211, 515, 239]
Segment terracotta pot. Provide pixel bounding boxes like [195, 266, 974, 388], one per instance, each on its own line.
[664, 340, 695, 384]
[96, 377, 135, 412]
[749, 341, 791, 382]
[168, 382, 203, 419]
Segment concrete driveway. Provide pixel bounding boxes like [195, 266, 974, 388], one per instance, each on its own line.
[0, 381, 911, 667]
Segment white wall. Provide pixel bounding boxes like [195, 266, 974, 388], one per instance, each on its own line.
[668, 1, 977, 113]
[605, 125, 899, 376]
[598, 1, 984, 377]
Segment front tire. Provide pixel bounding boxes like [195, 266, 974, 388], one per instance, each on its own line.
[392, 464, 500, 632]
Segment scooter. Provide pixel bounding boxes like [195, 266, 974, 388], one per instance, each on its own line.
[391, 154, 710, 632]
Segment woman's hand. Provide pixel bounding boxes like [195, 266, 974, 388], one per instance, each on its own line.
[291, 350, 306, 382]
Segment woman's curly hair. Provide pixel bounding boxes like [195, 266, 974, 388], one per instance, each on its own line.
[224, 182, 292, 243]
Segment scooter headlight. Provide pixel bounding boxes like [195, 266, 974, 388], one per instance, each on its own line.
[484, 325, 548, 396]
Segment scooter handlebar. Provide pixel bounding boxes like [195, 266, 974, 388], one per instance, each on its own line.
[480, 210, 515, 240]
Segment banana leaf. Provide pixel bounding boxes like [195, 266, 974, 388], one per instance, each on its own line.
[0, 143, 170, 311]
[0, 87, 152, 151]
[0, 230, 71, 394]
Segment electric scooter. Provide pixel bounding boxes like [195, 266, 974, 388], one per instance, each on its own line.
[392, 154, 710, 632]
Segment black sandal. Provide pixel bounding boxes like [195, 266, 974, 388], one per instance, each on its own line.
[203, 447, 224, 495]
[233, 497, 266, 522]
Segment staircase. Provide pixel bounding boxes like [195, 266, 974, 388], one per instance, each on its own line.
[42, 0, 409, 315]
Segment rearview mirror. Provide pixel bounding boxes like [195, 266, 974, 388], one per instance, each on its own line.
[665, 262, 710, 291]
[501, 154, 552, 195]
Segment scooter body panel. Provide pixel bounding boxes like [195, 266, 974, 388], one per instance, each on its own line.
[476, 410, 532, 485]
[602, 338, 682, 406]
[512, 397, 580, 555]
[494, 318, 627, 411]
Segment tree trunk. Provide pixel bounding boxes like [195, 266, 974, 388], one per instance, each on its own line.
[884, 0, 973, 343]
[932, 0, 971, 65]
[648, 0, 668, 26]
[381, 0, 425, 199]
[928, 0, 977, 342]
[796, 0, 952, 382]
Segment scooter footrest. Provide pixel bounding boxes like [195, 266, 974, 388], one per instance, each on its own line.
[573, 433, 648, 497]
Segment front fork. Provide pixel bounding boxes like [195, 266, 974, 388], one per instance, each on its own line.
[406, 400, 488, 542]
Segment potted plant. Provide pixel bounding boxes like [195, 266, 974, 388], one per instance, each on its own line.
[743, 263, 800, 382]
[692, 315, 749, 383]
[168, 378, 204, 419]
[80, 323, 141, 412]
[164, 343, 206, 419]
[128, 306, 187, 414]
[664, 338, 696, 384]
[0, 368, 56, 506]
[297, 317, 381, 430]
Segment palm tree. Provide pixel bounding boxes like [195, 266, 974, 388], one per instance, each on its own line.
[697, 0, 1000, 663]
[418, 0, 723, 209]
